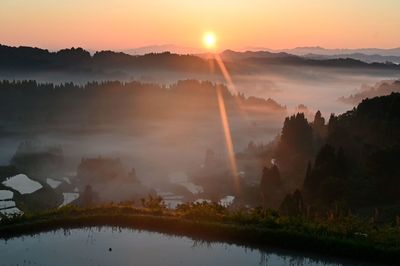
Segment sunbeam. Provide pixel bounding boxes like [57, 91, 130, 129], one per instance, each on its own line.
[216, 84, 240, 194]
[204, 40, 243, 194]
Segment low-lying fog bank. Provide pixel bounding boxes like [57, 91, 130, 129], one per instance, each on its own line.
[0, 73, 398, 214]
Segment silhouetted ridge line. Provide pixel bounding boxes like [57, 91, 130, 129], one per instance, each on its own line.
[1, 44, 400, 73]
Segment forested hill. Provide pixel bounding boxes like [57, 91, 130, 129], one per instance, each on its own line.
[329, 92, 400, 149]
[1, 44, 400, 74]
[254, 92, 400, 213]
[0, 79, 285, 126]
[303, 93, 400, 208]
[0, 45, 208, 73]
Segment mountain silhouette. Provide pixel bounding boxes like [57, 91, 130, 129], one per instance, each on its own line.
[1, 44, 400, 75]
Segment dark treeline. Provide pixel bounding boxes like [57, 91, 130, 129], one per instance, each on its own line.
[0, 45, 208, 73]
[243, 93, 400, 218]
[0, 79, 285, 126]
[1, 44, 400, 75]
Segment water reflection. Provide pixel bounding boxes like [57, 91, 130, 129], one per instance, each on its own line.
[0, 227, 372, 266]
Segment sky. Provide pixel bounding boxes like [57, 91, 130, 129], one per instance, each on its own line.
[1, 0, 399, 51]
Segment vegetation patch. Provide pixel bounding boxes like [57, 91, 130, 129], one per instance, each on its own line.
[0, 203, 399, 265]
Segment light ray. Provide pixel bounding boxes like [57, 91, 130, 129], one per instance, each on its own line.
[203, 33, 246, 195]
[211, 53, 244, 195]
[214, 54, 250, 120]
[215, 85, 240, 194]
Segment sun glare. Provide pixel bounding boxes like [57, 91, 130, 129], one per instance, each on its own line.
[203, 32, 216, 49]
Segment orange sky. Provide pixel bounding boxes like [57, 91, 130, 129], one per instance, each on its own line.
[1, 0, 399, 51]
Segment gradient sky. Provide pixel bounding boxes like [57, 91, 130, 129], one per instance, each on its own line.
[1, 0, 399, 51]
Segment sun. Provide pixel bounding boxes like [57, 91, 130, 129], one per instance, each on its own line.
[203, 32, 216, 49]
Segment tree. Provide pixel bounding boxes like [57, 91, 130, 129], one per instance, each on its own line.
[280, 190, 305, 216]
[81, 185, 96, 207]
[312, 110, 327, 150]
[128, 167, 139, 183]
[260, 165, 284, 208]
[275, 113, 314, 187]
[302, 144, 348, 205]
[278, 113, 313, 157]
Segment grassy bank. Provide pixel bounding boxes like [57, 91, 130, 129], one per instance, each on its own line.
[0, 204, 399, 265]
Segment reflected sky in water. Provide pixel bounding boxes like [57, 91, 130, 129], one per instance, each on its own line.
[0, 227, 372, 266]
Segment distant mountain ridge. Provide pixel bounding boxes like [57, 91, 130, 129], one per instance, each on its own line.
[303, 53, 400, 64]
[245, 46, 400, 57]
[218, 49, 298, 61]
[216, 49, 400, 69]
[123, 44, 400, 57]
[1, 44, 400, 75]
[124, 44, 204, 55]
[127, 45, 400, 64]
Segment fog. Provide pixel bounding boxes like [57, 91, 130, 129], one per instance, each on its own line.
[2, 63, 397, 116]
[0, 114, 282, 181]
[0, 63, 398, 205]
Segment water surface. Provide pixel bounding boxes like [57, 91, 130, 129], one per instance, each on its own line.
[0, 227, 371, 266]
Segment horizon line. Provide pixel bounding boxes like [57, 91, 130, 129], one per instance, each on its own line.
[2, 42, 400, 55]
